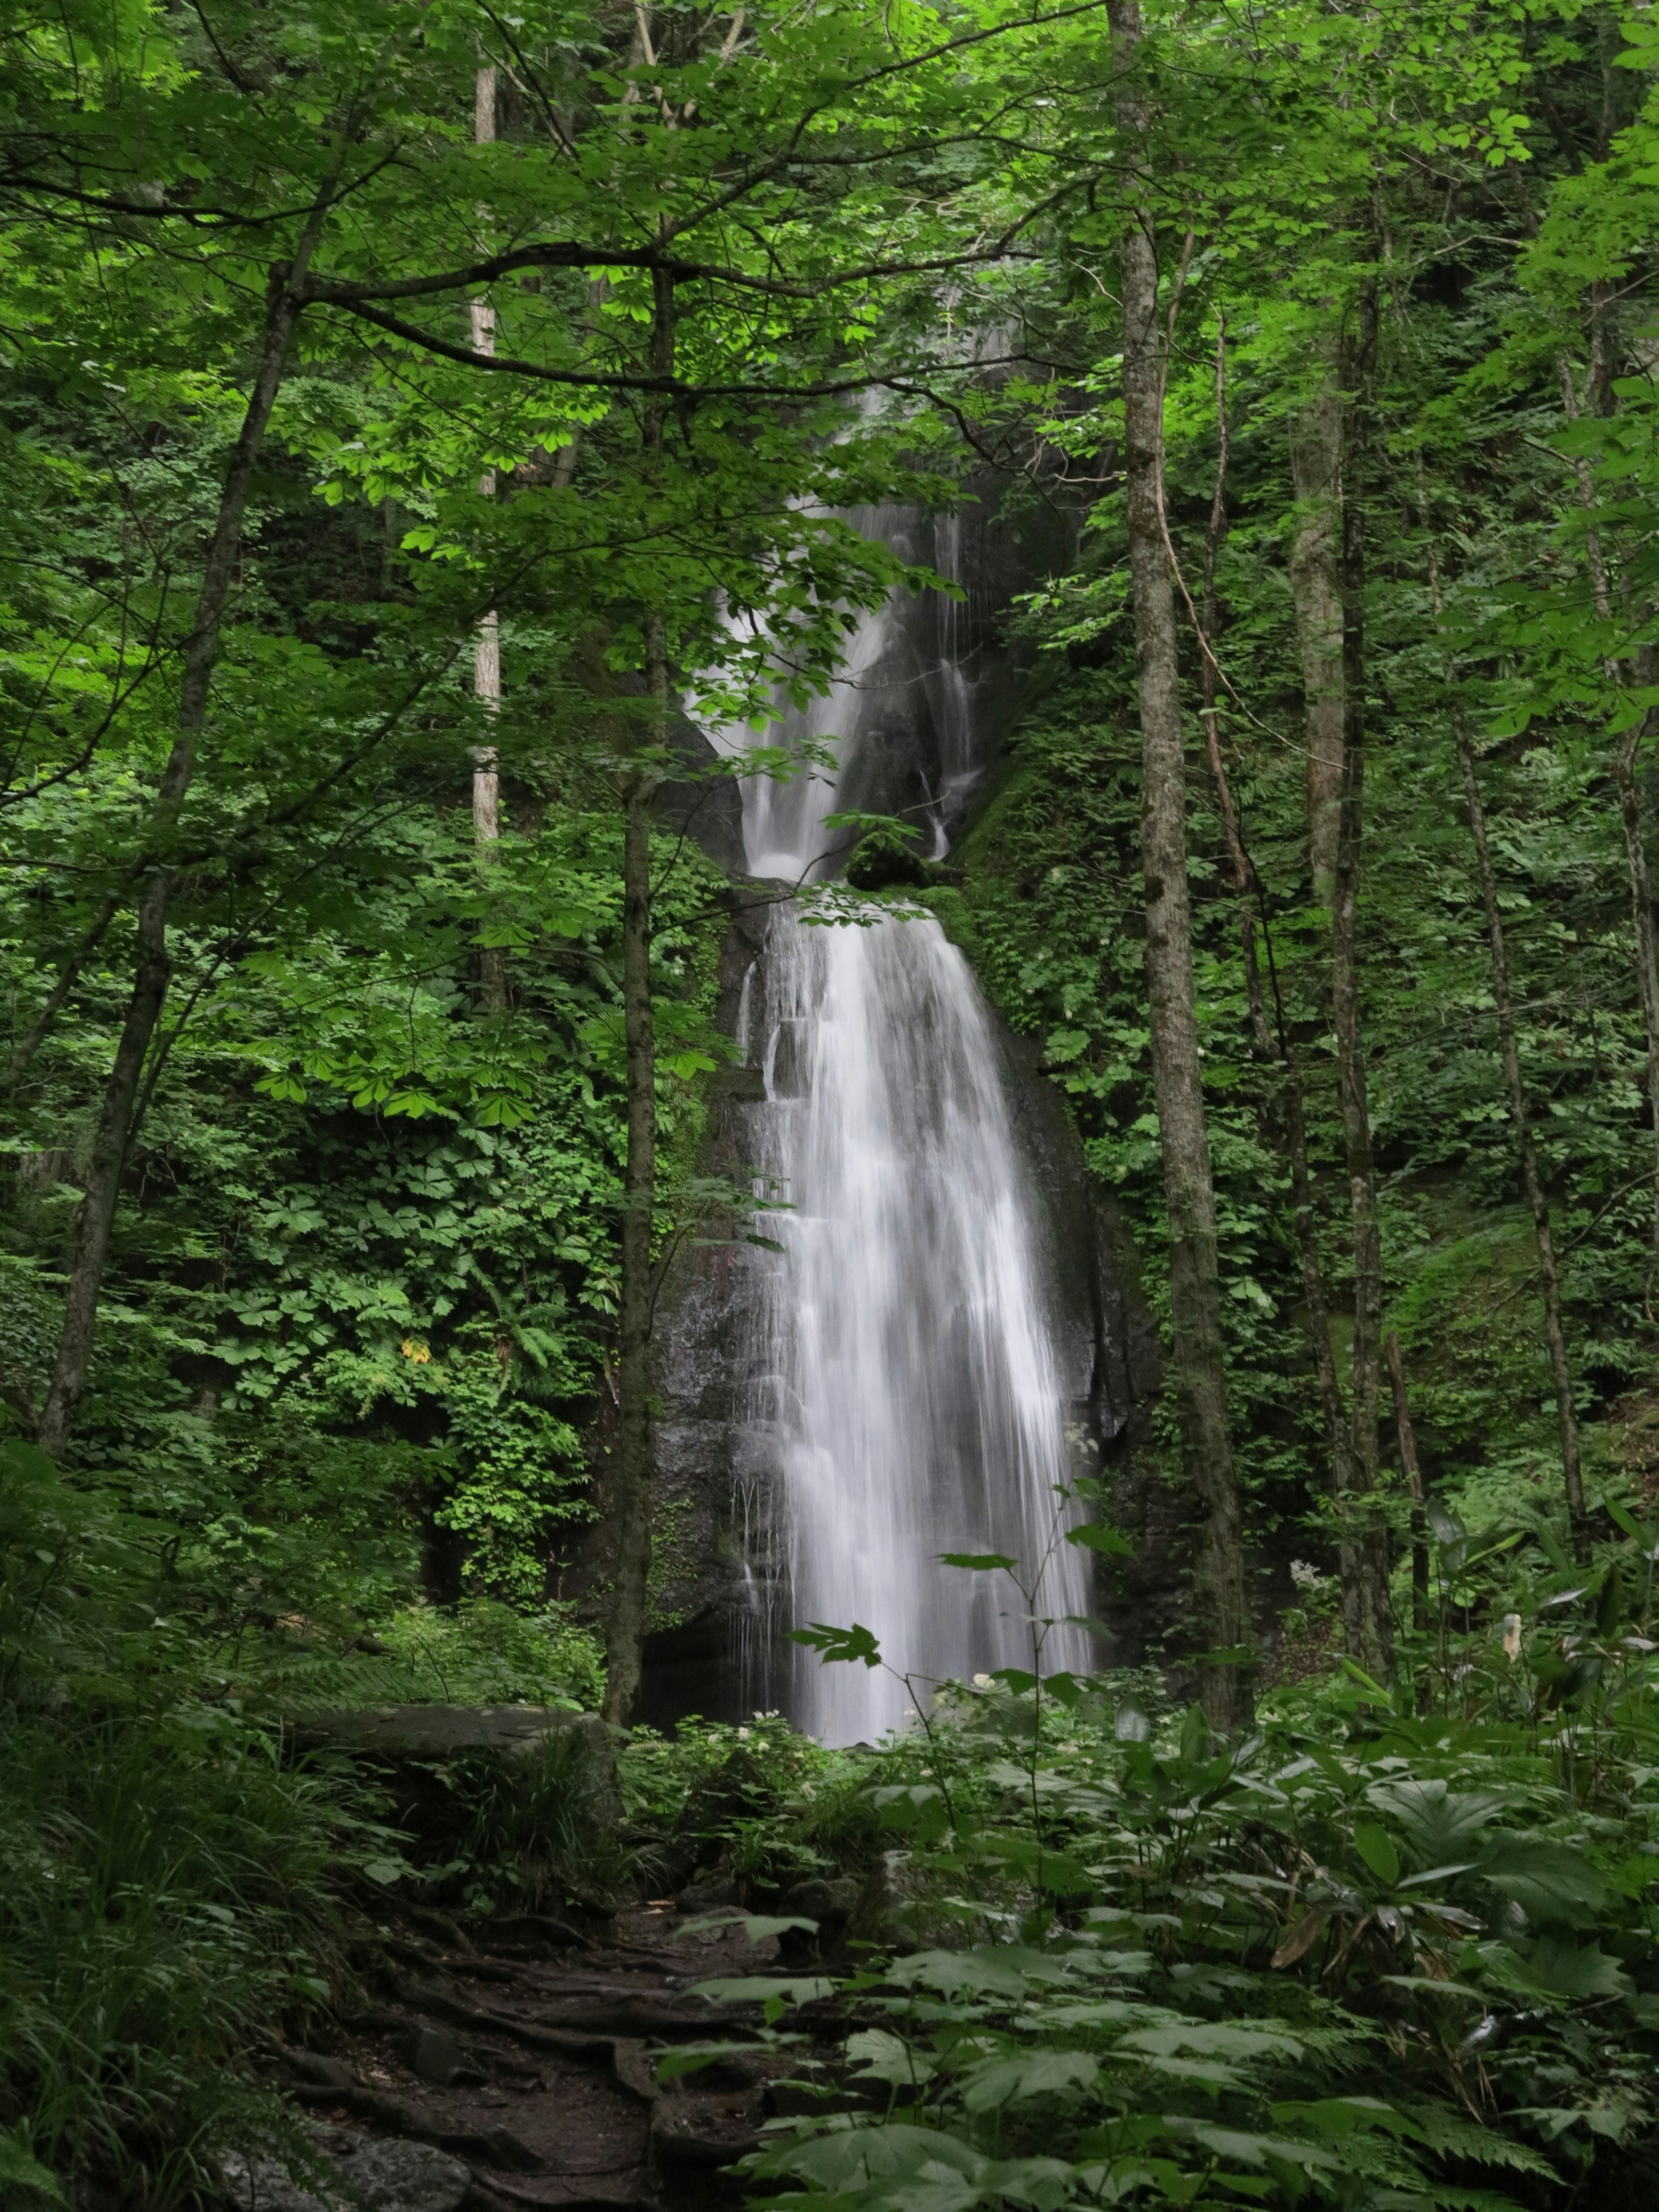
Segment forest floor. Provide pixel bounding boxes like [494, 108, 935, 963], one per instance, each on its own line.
[243, 1901, 813, 2212]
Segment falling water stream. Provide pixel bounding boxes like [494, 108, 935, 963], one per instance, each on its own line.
[718, 512, 1093, 1743]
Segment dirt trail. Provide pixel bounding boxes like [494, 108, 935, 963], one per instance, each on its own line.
[276, 1901, 821, 2212]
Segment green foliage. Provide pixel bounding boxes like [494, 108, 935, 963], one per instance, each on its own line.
[373, 1597, 604, 1711]
[7, 0, 1659, 2202]
[0, 1440, 387, 2206]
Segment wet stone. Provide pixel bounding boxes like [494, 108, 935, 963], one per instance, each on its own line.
[400, 2024, 478, 2088]
[284, 2050, 359, 2092]
[219, 2130, 471, 2212]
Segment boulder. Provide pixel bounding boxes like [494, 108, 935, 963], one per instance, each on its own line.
[218, 2130, 470, 2212]
[674, 1869, 739, 1914]
[399, 2025, 481, 2089]
[292, 1706, 621, 1827]
[282, 2050, 358, 2094]
[775, 1875, 861, 1961]
[846, 1850, 930, 1954]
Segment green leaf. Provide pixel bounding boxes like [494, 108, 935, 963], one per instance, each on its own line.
[678, 1914, 821, 1942]
[1114, 1696, 1152, 1743]
[1598, 1563, 1625, 1638]
[1352, 1821, 1401, 1888]
[847, 2028, 935, 2086]
[689, 1975, 834, 2009]
[1427, 1498, 1468, 1546]
[657, 2041, 783, 2084]
[1516, 1935, 1630, 2000]
[961, 2049, 1099, 2111]
[1066, 1522, 1135, 1557]
[787, 1620, 881, 1669]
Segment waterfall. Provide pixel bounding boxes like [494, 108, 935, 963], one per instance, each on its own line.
[719, 512, 1095, 1743]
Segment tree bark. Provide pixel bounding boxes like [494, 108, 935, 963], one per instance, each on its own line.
[1109, 0, 1247, 1732]
[1555, 344, 1659, 1277]
[1195, 320, 1352, 1521]
[1288, 375, 1345, 904]
[600, 261, 674, 1729]
[38, 221, 328, 1457]
[602, 752, 660, 1728]
[1613, 715, 1659, 1277]
[1328, 293, 1393, 1677]
[1452, 718, 1587, 1552]
[1384, 1330, 1428, 1637]
[471, 61, 509, 1017]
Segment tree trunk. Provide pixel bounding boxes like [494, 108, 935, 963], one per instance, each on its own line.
[1109, 0, 1247, 1732]
[1288, 375, 1345, 904]
[1384, 1330, 1428, 1637]
[1453, 720, 1587, 1551]
[1613, 717, 1659, 1278]
[38, 227, 327, 1457]
[471, 62, 509, 1016]
[1555, 344, 1659, 1278]
[1328, 295, 1393, 1677]
[1197, 321, 1352, 1523]
[601, 749, 660, 1728]
[600, 262, 674, 1729]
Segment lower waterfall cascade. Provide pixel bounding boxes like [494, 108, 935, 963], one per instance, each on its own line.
[715, 508, 1096, 1743]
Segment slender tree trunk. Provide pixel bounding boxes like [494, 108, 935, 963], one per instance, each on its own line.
[1555, 346, 1659, 1277]
[471, 62, 509, 1016]
[602, 750, 660, 1728]
[38, 224, 328, 1456]
[1384, 1330, 1428, 1637]
[601, 263, 674, 1729]
[1453, 720, 1588, 1551]
[1288, 373, 1345, 904]
[1614, 717, 1659, 1278]
[1412, 458, 1587, 1549]
[1109, 0, 1247, 1731]
[1196, 319, 1353, 1520]
[1328, 293, 1393, 1677]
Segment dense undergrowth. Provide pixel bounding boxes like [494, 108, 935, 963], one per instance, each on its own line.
[9, 1386, 1659, 2210]
[646, 1520, 1659, 2212]
[0, 1426, 610, 2205]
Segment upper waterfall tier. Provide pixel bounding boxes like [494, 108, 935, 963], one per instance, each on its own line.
[721, 500, 1032, 882]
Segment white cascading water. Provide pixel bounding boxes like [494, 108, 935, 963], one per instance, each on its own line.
[722, 515, 1094, 1743]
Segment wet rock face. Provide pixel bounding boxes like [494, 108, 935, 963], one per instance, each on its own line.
[653, 709, 747, 875]
[573, 477, 1183, 1715]
[566, 899, 777, 1727]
